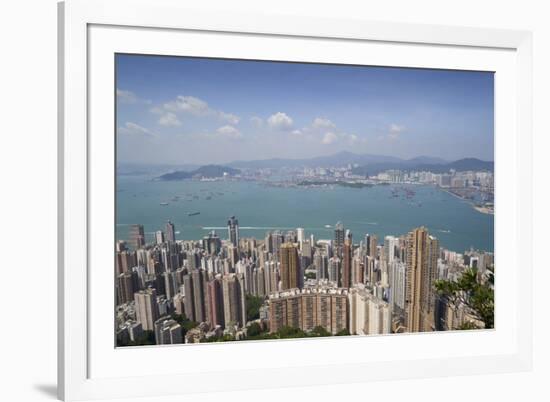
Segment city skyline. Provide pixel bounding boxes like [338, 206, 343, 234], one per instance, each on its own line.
[115, 53, 494, 347]
[116, 55, 494, 165]
[116, 216, 494, 346]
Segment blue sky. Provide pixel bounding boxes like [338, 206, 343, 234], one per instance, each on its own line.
[116, 54, 494, 165]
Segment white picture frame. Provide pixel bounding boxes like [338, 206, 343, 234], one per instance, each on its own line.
[58, 0, 533, 400]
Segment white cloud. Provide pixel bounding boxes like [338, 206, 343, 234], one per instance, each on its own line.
[163, 95, 210, 116]
[387, 123, 405, 140]
[216, 125, 243, 139]
[158, 112, 181, 127]
[390, 123, 405, 133]
[116, 89, 151, 104]
[250, 116, 263, 127]
[118, 122, 156, 138]
[321, 132, 339, 145]
[348, 134, 359, 143]
[291, 129, 302, 136]
[219, 112, 240, 125]
[155, 95, 240, 127]
[312, 117, 336, 129]
[267, 112, 293, 130]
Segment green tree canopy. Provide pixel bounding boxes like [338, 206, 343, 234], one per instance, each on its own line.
[434, 267, 494, 329]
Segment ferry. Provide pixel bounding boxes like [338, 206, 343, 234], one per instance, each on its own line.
[160, 202, 169, 206]
[188, 212, 200, 216]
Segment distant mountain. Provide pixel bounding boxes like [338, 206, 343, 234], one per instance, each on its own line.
[351, 157, 493, 176]
[405, 156, 448, 165]
[117, 162, 200, 176]
[228, 151, 427, 169]
[157, 165, 240, 181]
[446, 158, 494, 171]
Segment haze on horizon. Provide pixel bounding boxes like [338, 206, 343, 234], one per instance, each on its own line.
[116, 54, 494, 165]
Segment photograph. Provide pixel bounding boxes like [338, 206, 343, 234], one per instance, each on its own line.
[114, 54, 495, 347]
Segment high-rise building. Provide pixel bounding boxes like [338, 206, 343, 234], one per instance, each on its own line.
[182, 274, 195, 321]
[368, 234, 378, 259]
[342, 231, 353, 288]
[134, 288, 159, 331]
[313, 250, 328, 281]
[367, 297, 392, 334]
[202, 231, 221, 255]
[268, 286, 349, 335]
[117, 271, 137, 305]
[352, 255, 364, 285]
[328, 256, 341, 285]
[280, 243, 301, 290]
[191, 269, 207, 323]
[129, 224, 145, 250]
[285, 230, 298, 244]
[155, 230, 165, 244]
[265, 232, 273, 254]
[116, 250, 136, 275]
[227, 216, 239, 246]
[334, 222, 345, 253]
[348, 286, 369, 335]
[154, 317, 183, 344]
[165, 221, 176, 243]
[271, 231, 284, 259]
[206, 277, 225, 328]
[384, 235, 399, 265]
[422, 235, 440, 330]
[163, 270, 181, 300]
[405, 227, 439, 332]
[390, 260, 406, 312]
[222, 273, 246, 327]
[296, 228, 305, 245]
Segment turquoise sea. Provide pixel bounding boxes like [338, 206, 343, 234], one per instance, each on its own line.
[116, 176, 494, 253]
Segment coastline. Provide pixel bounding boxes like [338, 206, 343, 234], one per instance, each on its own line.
[440, 188, 494, 215]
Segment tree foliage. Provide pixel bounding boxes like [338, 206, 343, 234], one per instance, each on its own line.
[434, 267, 494, 329]
[170, 313, 199, 335]
[304, 272, 316, 280]
[117, 330, 155, 347]
[245, 294, 265, 322]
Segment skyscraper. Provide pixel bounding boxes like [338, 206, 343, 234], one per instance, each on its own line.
[367, 297, 392, 334]
[154, 317, 183, 344]
[328, 256, 341, 285]
[222, 273, 246, 327]
[165, 220, 176, 243]
[405, 227, 439, 332]
[422, 235, 440, 330]
[280, 243, 301, 290]
[134, 288, 159, 331]
[313, 249, 328, 281]
[206, 277, 225, 328]
[227, 216, 239, 246]
[117, 271, 137, 305]
[271, 230, 284, 259]
[368, 234, 378, 259]
[202, 231, 221, 255]
[155, 230, 165, 244]
[129, 224, 145, 250]
[296, 227, 305, 245]
[334, 222, 345, 253]
[390, 260, 407, 312]
[384, 235, 399, 265]
[182, 274, 195, 321]
[191, 269, 207, 323]
[342, 230, 353, 288]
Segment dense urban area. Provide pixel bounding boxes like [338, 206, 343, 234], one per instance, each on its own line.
[116, 163, 495, 346]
